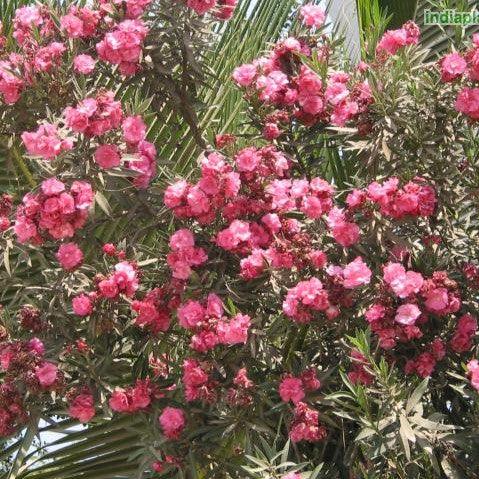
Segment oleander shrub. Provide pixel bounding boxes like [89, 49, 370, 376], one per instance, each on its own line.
[0, 1, 478, 478]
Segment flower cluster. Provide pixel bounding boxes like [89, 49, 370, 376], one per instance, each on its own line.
[347, 177, 437, 219]
[64, 91, 123, 136]
[14, 178, 93, 244]
[159, 407, 186, 439]
[290, 402, 327, 443]
[0, 336, 61, 434]
[96, 19, 148, 76]
[109, 379, 153, 413]
[182, 358, 218, 403]
[187, 0, 238, 20]
[279, 369, 321, 404]
[167, 229, 207, 280]
[21, 123, 73, 160]
[0, 0, 155, 107]
[177, 293, 251, 352]
[365, 264, 465, 377]
[376, 20, 420, 56]
[233, 44, 373, 133]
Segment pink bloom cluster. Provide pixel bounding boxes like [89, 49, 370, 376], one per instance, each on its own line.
[226, 368, 254, 406]
[326, 257, 372, 289]
[326, 207, 360, 247]
[14, 177, 93, 243]
[347, 177, 437, 219]
[97, 261, 140, 299]
[233, 48, 373, 132]
[187, 0, 238, 20]
[0, 0, 154, 106]
[0, 59, 24, 104]
[167, 229, 207, 280]
[441, 35, 479, 84]
[376, 21, 420, 56]
[177, 294, 251, 352]
[68, 393, 96, 423]
[109, 379, 153, 413]
[289, 402, 327, 443]
[182, 358, 218, 403]
[131, 287, 175, 334]
[21, 123, 73, 160]
[278, 369, 321, 404]
[60, 6, 100, 39]
[0, 336, 63, 433]
[366, 265, 465, 377]
[300, 4, 326, 29]
[124, 138, 158, 189]
[13, 5, 54, 46]
[450, 314, 477, 353]
[56, 242, 84, 271]
[159, 407, 186, 439]
[96, 19, 148, 75]
[266, 177, 334, 219]
[282, 278, 331, 323]
[64, 91, 123, 136]
[164, 152, 240, 224]
[467, 360, 479, 392]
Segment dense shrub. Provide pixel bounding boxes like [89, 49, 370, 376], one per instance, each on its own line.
[0, 1, 478, 478]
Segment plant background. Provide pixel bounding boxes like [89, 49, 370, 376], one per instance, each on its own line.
[1, 0, 479, 478]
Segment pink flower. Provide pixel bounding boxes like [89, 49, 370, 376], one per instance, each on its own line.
[60, 13, 83, 38]
[415, 352, 436, 378]
[383, 263, 423, 298]
[331, 221, 360, 247]
[216, 220, 251, 251]
[35, 362, 58, 387]
[122, 115, 146, 144]
[125, 140, 157, 189]
[395, 303, 421, 325]
[232, 63, 257, 86]
[283, 474, 301, 479]
[56, 242, 83, 270]
[187, 0, 217, 15]
[279, 377, 305, 404]
[376, 21, 419, 56]
[159, 407, 186, 439]
[235, 147, 261, 172]
[439, 52, 466, 82]
[72, 294, 93, 316]
[64, 91, 123, 136]
[98, 278, 119, 299]
[33, 42, 66, 73]
[289, 402, 326, 443]
[68, 394, 95, 422]
[283, 277, 330, 323]
[467, 360, 479, 391]
[96, 19, 148, 75]
[300, 4, 325, 29]
[342, 257, 372, 289]
[424, 288, 448, 313]
[217, 313, 251, 345]
[28, 337, 45, 356]
[170, 229, 195, 250]
[109, 389, 130, 412]
[73, 54, 96, 74]
[22, 123, 73, 160]
[167, 229, 207, 279]
[0, 59, 24, 104]
[455, 87, 479, 120]
[94, 144, 121, 169]
[177, 300, 205, 329]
